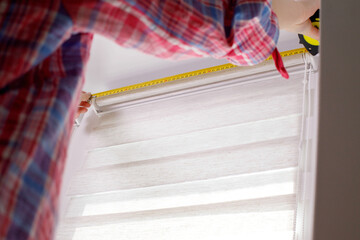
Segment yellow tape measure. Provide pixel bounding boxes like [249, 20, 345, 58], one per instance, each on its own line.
[92, 48, 307, 98]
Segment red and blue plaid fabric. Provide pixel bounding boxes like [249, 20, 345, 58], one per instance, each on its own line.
[0, 1, 279, 239]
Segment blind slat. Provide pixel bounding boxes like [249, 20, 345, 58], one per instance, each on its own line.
[66, 167, 296, 218]
[59, 212, 294, 240]
[70, 138, 298, 195]
[90, 79, 303, 148]
[61, 194, 295, 229]
[85, 114, 301, 169]
[61, 212, 294, 240]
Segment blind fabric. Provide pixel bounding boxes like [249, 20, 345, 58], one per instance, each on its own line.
[57, 58, 307, 240]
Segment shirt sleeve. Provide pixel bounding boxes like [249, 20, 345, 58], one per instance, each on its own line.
[64, 0, 279, 66]
[0, 32, 93, 240]
[0, 1, 77, 89]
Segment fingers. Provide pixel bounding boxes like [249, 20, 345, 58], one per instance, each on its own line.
[76, 101, 91, 118]
[296, 19, 320, 41]
[77, 107, 89, 115]
[75, 107, 88, 119]
[79, 101, 91, 108]
[81, 92, 92, 102]
[75, 91, 92, 120]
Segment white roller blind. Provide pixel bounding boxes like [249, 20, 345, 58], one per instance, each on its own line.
[56, 56, 308, 240]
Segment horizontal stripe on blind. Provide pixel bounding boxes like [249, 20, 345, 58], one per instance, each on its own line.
[89, 78, 303, 149]
[83, 114, 301, 170]
[66, 167, 296, 218]
[69, 137, 298, 195]
[57, 195, 295, 240]
[68, 215, 294, 240]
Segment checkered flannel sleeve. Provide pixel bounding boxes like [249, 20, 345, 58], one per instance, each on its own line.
[0, 29, 94, 240]
[64, 0, 279, 65]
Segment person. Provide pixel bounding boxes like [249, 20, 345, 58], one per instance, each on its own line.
[0, 0, 319, 239]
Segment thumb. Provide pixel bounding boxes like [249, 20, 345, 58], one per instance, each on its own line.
[296, 19, 320, 41]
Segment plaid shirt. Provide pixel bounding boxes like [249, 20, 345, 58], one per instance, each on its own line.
[0, 1, 279, 239]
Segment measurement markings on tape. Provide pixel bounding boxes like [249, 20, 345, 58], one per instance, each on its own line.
[92, 48, 307, 98]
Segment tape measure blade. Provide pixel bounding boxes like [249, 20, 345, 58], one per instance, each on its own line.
[92, 48, 306, 98]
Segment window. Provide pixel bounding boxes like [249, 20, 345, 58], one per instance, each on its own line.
[56, 53, 317, 240]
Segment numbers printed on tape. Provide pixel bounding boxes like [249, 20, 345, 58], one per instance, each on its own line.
[92, 48, 307, 98]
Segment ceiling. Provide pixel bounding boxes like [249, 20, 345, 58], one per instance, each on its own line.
[84, 30, 302, 93]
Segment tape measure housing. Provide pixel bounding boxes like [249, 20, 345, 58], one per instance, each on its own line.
[298, 9, 320, 56]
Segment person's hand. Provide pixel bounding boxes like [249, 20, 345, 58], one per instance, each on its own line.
[272, 0, 320, 40]
[75, 91, 92, 119]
